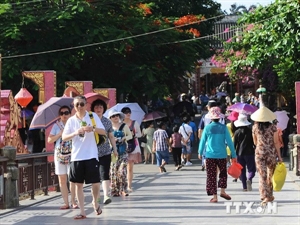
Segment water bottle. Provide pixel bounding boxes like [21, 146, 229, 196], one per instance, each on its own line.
[79, 121, 87, 137]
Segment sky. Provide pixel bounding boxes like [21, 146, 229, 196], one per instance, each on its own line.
[215, 0, 274, 13]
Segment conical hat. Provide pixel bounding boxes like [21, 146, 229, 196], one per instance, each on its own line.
[250, 106, 276, 122]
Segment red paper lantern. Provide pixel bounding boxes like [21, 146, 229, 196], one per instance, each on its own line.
[14, 88, 33, 108]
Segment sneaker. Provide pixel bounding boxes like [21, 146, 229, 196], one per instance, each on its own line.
[185, 161, 192, 166]
[246, 180, 252, 191]
[103, 196, 112, 205]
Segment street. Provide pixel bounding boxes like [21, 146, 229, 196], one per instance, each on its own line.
[0, 157, 299, 225]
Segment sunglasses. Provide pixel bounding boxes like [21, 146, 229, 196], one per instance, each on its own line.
[110, 114, 119, 118]
[123, 111, 131, 114]
[60, 111, 70, 116]
[75, 102, 85, 107]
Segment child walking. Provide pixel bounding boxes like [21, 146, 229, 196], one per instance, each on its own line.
[169, 125, 183, 171]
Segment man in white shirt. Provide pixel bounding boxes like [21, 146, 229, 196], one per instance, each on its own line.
[62, 96, 106, 220]
[179, 116, 193, 166]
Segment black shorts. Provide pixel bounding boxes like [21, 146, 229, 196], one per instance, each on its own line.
[69, 158, 100, 184]
[99, 154, 111, 181]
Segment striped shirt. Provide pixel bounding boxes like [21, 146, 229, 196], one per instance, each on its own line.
[153, 129, 169, 151]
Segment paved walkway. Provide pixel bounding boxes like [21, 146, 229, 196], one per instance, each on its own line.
[0, 157, 299, 225]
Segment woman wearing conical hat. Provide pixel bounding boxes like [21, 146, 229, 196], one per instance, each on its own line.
[251, 106, 282, 205]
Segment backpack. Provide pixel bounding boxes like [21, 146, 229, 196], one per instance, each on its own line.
[127, 120, 136, 153]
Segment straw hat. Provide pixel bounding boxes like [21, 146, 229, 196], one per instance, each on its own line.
[250, 106, 276, 122]
[208, 106, 225, 119]
[108, 109, 124, 120]
[227, 111, 239, 122]
[234, 114, 251, 127]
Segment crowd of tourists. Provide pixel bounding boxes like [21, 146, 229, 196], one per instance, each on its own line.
[48, 93, 289, 219]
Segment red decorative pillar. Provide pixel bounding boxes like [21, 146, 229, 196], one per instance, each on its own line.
[93, 88, 117, 108]
[65, 81, 93, 95]
[295, 82, 300, 134]
[23, 71, 57, 159]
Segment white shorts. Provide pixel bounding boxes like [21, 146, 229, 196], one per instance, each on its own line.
[54, 159, 70, 175]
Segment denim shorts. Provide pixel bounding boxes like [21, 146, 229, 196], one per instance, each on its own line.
[182, 143, 192, 154]
[156, 150, 169, 166]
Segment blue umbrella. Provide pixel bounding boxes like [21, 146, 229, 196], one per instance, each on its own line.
[216, 92, 227, 97]
[21, 109, 34, 118]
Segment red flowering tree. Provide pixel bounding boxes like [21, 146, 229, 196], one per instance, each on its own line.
[213, 0, 300, 97]
[0, 0, 222, 99]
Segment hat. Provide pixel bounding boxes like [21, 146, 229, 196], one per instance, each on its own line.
[108, 109, 124, 120]
[234, 114, 251, 127]
[227, 111, 239, 122]
[208, 106, 225, 119]
[207, 100, 217, 108]
[250, 106, 276, 122]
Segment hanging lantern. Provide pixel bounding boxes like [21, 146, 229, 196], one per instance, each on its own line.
[15, 88, 33, 108]
[15, 76, 33, 127]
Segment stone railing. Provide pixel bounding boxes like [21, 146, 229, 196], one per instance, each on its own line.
[288, 134, 300, 176]
[0, 146, 58, 209]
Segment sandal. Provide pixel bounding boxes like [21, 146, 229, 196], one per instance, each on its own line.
[60, 205, 70, 210]
[120, 191, 129, 196]
[220, 193, 231, 200]
[160, 166, 166, 172]
[74, 214, 86, 220]
[264, 196, 275, 202]
[94, 205, 102, 215]
[112, 193, 120, 197]
[210, 198, 218, 203]
[72, 204, 79, 209]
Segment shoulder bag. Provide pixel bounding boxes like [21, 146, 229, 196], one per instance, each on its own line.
[89, 112, 107, 146]
[127, 120, 136, 153]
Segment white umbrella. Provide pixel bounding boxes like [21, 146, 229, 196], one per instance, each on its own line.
[104, 103, 145, 124]
[274, 111, 289, 131]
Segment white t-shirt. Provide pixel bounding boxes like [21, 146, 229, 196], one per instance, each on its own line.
[63, 111, 105, 162]
[179, 123, 193, 140]
[50, 121, 63, 150]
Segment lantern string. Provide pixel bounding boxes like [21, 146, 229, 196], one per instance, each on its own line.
[22, 75, 25, 88]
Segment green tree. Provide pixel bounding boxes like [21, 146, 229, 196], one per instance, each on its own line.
[216, 0, 300, 97]
[0, 0, 222, 100]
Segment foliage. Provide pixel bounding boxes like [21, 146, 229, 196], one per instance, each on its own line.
[214, 0, 300, 97]
[0, 0, 222, 101]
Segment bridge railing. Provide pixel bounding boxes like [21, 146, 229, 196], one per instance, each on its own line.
[0, 148, 58, 209]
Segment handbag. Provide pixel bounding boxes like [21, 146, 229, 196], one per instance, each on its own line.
[272, 162, 287, 191]
[56, 140, 72, 165]
[89, 112, 107, 146]
[138, 135, 147, 144]
[111, 153, 118, 164]
[228, 162, 243, 179]
[127, 120, 136, 153]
